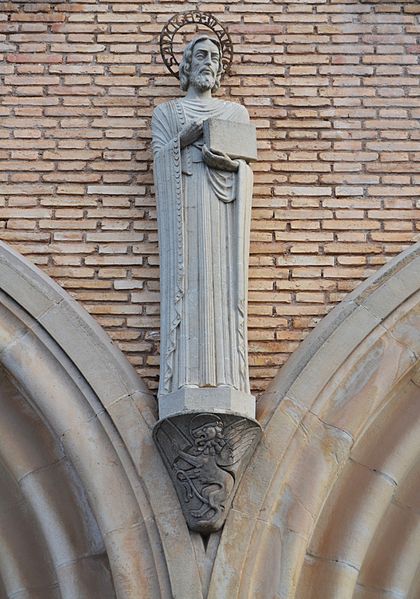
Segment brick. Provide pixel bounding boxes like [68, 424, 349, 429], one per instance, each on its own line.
[274, 186, 332, 197]
[0, 1, 418, 394]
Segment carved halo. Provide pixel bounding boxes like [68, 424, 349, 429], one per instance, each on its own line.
[159, 11, 234, 80]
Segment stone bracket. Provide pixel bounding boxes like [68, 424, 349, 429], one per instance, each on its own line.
[158, 387, 256, 420]
[153, 412, 262, 533]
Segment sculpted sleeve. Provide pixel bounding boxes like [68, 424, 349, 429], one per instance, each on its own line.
[151, 102, 185, 395]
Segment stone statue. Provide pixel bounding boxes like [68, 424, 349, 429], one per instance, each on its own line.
[152, 11, 261, 533]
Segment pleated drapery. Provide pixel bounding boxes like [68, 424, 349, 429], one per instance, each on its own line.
[152, 98, 253, 398]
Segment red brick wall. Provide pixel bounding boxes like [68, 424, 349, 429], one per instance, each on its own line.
[1, 0, 419, 394]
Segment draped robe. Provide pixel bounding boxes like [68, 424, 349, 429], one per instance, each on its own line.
[152, 98, 253, 402]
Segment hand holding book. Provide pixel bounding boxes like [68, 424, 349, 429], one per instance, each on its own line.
[202, 144, 239, 172]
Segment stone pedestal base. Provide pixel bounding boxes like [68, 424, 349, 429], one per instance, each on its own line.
[153, 412, 261, 533]
[158, 386, 256, 420]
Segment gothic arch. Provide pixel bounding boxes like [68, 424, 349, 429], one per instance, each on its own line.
[210, 242, 420, 599]
[2, 239, 420, 598]
[0, 241, 202, 599]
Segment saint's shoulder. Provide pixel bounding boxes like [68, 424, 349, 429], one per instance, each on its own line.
[221, 100, 250, 123]
[152, 100, 174, 118]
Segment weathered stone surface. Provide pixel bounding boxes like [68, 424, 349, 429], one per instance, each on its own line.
[210, 241, 420, 599]
[158, 387, 256, 420]
[154, 412, 261, 534]
[203, 118, 257, 162]
[0, 242, 178, 599]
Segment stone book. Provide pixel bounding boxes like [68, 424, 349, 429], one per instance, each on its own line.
[203, 118, 258, 162]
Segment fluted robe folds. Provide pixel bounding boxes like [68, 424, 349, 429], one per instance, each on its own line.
[152, 98, 253, 400]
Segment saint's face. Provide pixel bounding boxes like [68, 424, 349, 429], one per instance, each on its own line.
[189, 38, 220, 92]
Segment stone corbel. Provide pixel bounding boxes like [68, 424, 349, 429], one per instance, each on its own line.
[153, 409, 261, 534]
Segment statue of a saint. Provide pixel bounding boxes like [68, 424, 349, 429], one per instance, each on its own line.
[152, 13, 261, 533]
[152, 34, 256, 420]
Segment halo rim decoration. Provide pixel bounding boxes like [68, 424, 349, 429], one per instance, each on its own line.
[159, 11, 234, 80]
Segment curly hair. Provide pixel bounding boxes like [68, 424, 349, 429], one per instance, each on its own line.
[179, 36, 223, 92]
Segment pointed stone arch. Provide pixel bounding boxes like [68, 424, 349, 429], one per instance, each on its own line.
[210, 242, 420, 599]
[0, 241, 202, 599]
[2, 238, 420, 598]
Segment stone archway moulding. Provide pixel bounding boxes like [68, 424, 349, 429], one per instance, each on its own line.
[0, 240, 420, 598]
[0, 241, 203, 599]
[209, 241, 420, 599]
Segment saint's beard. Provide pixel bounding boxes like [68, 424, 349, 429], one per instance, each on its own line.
[189, 71, 216, 92]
